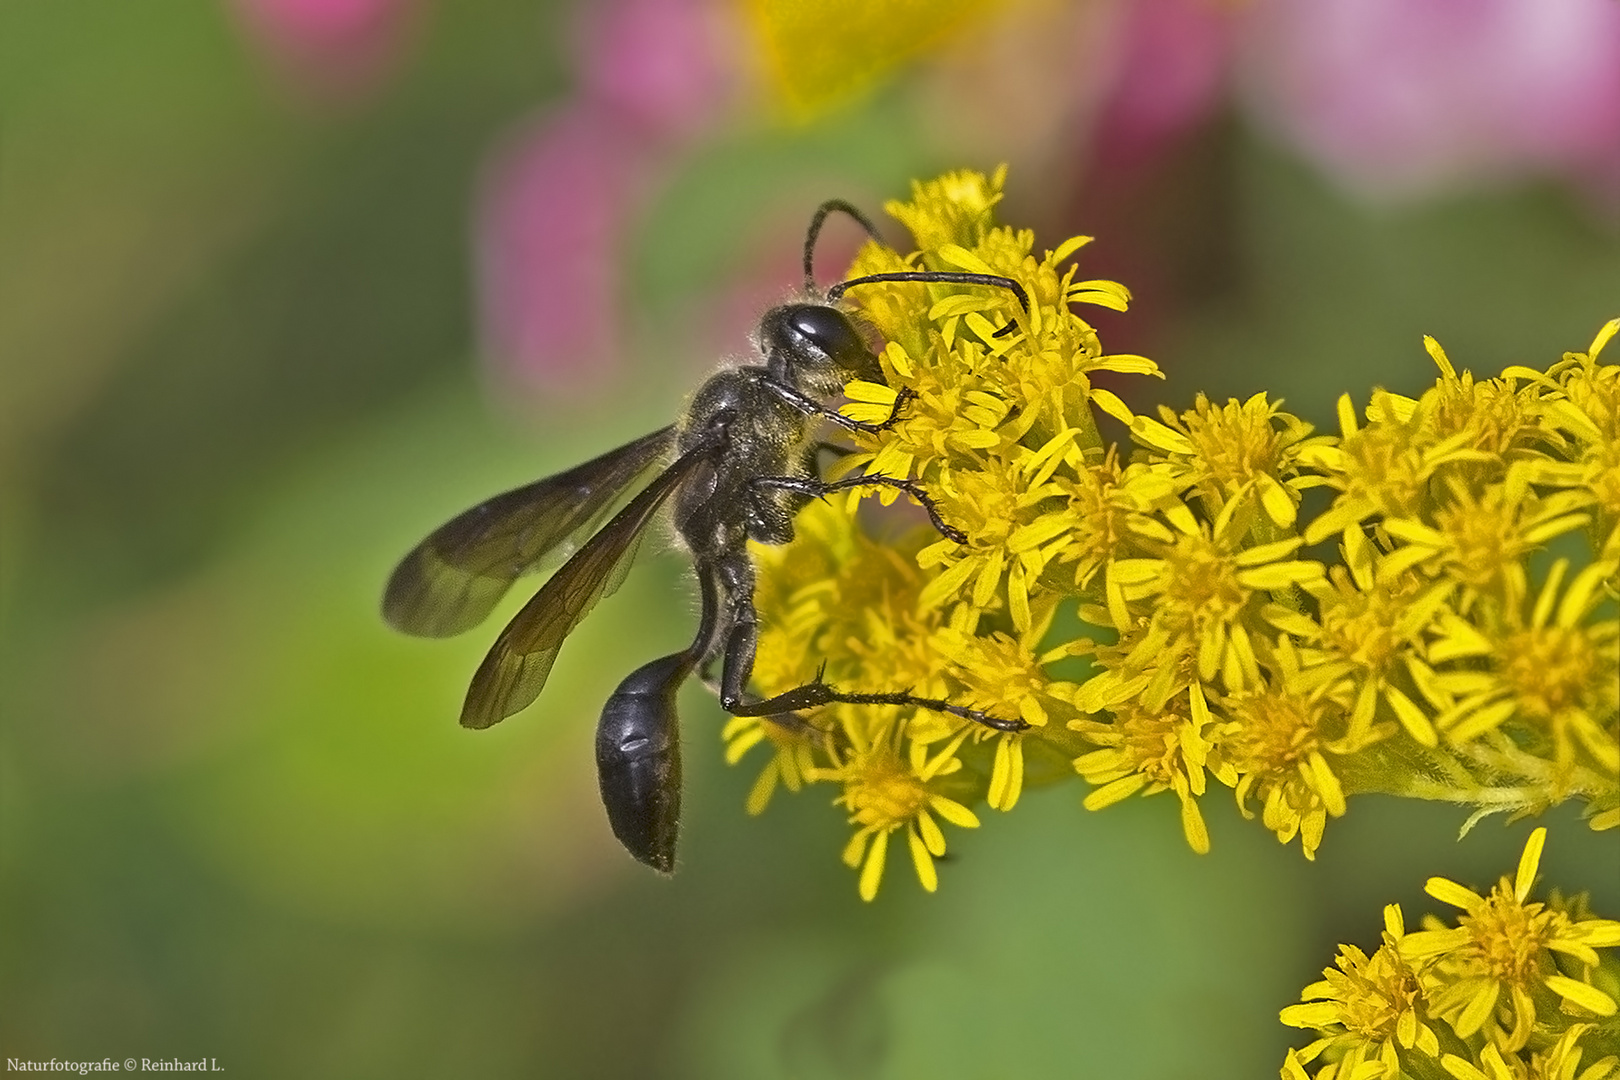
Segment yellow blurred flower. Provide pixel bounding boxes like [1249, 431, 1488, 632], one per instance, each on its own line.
[744, 0, 1005, 115]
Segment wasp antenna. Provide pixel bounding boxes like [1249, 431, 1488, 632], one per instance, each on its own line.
[804, 199, 885, 293]
[827, 271, 1030, 336]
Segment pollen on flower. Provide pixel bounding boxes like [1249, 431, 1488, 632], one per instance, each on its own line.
[884, 165, 1006, 253]
[1534, 318, 1620, 444]
[1159, 531, 1252, 626]
[1110, 510, 1322, 693]
[1427, 559, 1619, 782]
[1412, 481, 1590, 599]
[1146, 392, 1320, 527]
[1308, 565, 1434, 677]
[1311, 944, 1430, 1045]
[933, 620, 1064, 725]
[1422, 336, 1559, 459]
[1289, 564, 1448, 749]
[1500, 626, 1600, 721]
[1071, 688, 1222, 853]
[1051, 450, 1143, 590]
[1309, 395, 1437, 536]
[825, 725, 979, 901]
[1222, 680, 1348, 858]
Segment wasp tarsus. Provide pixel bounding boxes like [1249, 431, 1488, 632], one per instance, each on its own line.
[383, 200, 1031, 873]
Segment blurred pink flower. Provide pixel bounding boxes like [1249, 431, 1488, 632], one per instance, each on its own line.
[1237, 0, 1620, 200]
[475, 0, 738, 397]
[231, 0, 419, 97]
[475, 107, 653, 397]
[577, 0, 737, 140]
[1095, 0, 1234, 168]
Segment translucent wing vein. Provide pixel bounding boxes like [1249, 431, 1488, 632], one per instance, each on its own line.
[459, 443, 713, 729]
[383, 426, 678, 637]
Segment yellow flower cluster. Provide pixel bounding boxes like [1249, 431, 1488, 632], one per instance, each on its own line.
[1282, 829, 1620, 1080]
[725, 166, 1620, 898]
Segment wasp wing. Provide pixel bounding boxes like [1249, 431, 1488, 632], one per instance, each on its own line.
[459, 442, 714, 730]
[384, 426, 678, 638]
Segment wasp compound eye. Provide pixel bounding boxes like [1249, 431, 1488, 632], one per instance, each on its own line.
[789, 304, 862, 358]
[758, 303, 881, 387]
[764, 306, 855, 361]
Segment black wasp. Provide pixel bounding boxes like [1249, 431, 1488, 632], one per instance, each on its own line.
[383, 200, 1032, 873]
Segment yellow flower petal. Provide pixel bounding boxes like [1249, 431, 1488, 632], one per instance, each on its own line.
[908, 826, 939, 893]
[1426, 876, 1486, 913]
[927, 794, 980, 829]
[1545, 975, 1617, 1015]
[1180, 793, 1210, 854]
[859, 829, 889, 901]
[1083, 772, 1148, 810]
[1514, 827, 1545, 901]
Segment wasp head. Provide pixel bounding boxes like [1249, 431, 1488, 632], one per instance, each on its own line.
[760, 303, 884, 396]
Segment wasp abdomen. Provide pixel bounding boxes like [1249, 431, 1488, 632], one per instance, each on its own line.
[595, 650, 693, 874]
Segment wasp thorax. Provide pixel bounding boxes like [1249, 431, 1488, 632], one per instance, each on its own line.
[761, 303, 883, 393]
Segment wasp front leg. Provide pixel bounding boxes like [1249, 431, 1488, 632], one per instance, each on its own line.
[765, 381, 917, 436]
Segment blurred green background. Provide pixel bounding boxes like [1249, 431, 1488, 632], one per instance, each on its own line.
[2, 1, 1616, 1077]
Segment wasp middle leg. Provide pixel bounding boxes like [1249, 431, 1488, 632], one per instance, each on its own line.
[751, 472, 966, 543]
[706, 552, 1025, 734]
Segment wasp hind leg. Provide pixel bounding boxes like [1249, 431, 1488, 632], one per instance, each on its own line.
[723, 678, 1028, 734]
[712, 552, 1026, 735]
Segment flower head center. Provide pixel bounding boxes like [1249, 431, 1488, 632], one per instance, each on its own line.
[1224, 688, 1323, 772]
[1563, 362, 1620, 441]
[1434, 496, 1521, 589]
[844, 750, 929, 830]
[1334, 946, 1421, 1039]
[1182, 395, 1282, 488]
[1110, 702, 1199, 786]
[1344, 426, 1427, 518]
[1459, 887, 1551, 985]
[1500, 626, 1597, 719]
[1320, 581, 1404, 673]
[1432, 377, 1537, 455]
[1163, 537, 1248, 627]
